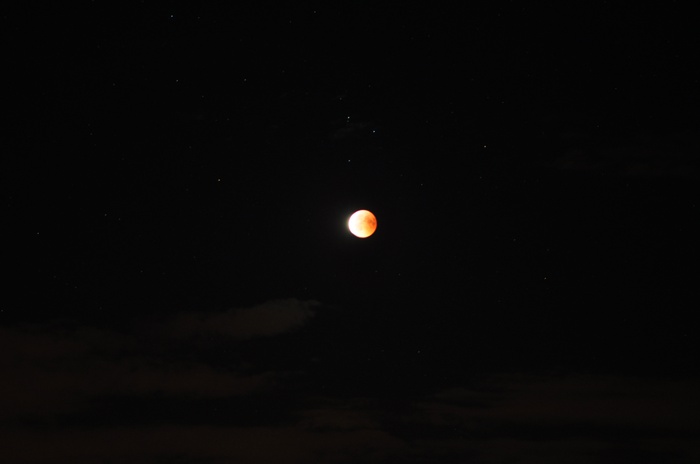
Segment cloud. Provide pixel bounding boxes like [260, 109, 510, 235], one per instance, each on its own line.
[3, 302, 699, 463]
[330, 121, 369, 140]
[168, 298, 319, 340]
[405, 374, 700, 463]
[298, 398, 380, 432]
[542, 132, 699, 178]
[415, 373, 700, 434]
[0, 424, 406, 464]
[0, 298, 319, 422]
[0, 328, 275, 422]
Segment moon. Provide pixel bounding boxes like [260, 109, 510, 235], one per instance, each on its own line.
[348, 210, 377, 238]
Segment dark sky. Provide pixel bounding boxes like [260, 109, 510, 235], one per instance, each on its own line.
[3, 2, 700, 463]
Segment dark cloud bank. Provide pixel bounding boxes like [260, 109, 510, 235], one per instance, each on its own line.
[2, 298, 699, 463]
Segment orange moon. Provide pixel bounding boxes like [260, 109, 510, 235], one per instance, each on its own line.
[348, 210, 377, 238]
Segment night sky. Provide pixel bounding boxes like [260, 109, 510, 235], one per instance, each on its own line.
[3, 3, 700, 463]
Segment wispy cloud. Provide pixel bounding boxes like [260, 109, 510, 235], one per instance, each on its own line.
[168, 298, 319, 340]
[542, 131, 699, 178]
[0, 298, 319, 422]
[0, 424, 406, 464]
[2, 304, 699, 463]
